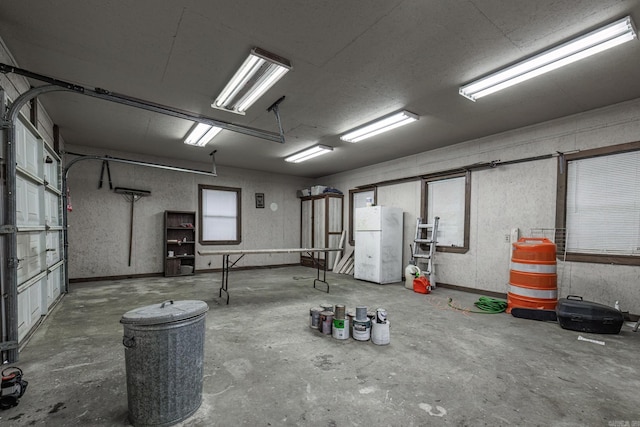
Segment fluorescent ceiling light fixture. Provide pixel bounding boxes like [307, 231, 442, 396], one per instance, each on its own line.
[460, 16, 638, 101]
[284, 145, 333, 163]
[183, 122, 223, 147]
[340, 110, 419, 143]
[212, 47, 291, 115]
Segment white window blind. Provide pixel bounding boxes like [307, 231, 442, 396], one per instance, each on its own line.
[427, 176, 465, 247]
[202, 188, 238, 241]
[566, 151, 640, 255]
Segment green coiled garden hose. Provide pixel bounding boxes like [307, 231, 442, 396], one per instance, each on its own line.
[447, 296, 507, 314]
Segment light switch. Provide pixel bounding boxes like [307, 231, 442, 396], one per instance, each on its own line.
[510, 228, 520, 244]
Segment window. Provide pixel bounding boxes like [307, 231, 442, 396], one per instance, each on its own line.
[348, 187, 376, 245]
[198, 184, 241, 245]
[556, 142, 640, 265]
[421, 171, 470, 253]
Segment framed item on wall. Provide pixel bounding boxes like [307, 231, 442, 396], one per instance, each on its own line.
[255, 193, 265, 208]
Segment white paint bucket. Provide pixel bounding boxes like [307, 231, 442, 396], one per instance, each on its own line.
[352, 318, 371, 341]
[332, 317, 350, 340]
[405, 265, 420, 289]
[347, 312, 355, 336]
[371, 321, 390, 345]
[321, 304, 333, 312]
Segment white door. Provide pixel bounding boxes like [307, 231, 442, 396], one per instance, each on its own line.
[354, 231, 381, 282]
[355, 206, 381, 231]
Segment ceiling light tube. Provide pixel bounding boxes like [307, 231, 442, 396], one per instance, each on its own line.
[284, 144, 333, 163]
[213, 47, 291, 115]
[214, 55, 263, 109]
[460, 16, 638, 101]
[236, 66, 289, 113]
[340, 110, 419, 143]
[184, 122, 223, 147]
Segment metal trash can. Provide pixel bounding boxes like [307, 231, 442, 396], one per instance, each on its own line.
[121, 300, 209, 426]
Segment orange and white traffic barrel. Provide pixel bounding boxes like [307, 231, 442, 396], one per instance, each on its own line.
[507, 237, 558, 313]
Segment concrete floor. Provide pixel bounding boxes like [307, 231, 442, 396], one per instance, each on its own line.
[2, 265, 639, 426]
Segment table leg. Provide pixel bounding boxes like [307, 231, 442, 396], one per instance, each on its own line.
[312, 251, 330, 293]
[219, 254, 230, 304]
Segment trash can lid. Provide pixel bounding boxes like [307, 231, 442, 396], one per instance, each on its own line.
[120, 300, 209, 325]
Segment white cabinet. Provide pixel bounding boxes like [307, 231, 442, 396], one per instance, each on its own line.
[300, 193, 343, 268]
[354, 206, 403, 284]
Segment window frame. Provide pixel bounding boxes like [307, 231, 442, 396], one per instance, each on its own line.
[198, 184, 242, 245]
[555, 141, 640, 266]
[348, 187, 377, 245]
[421, 171, 471, 254]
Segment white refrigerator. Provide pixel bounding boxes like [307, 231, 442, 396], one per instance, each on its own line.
[354, 206, 403, 284]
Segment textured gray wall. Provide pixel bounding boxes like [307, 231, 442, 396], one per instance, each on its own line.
[66, 146, 313, 279]
[64, 94, 640, 312]
[321, 98, 640, 311]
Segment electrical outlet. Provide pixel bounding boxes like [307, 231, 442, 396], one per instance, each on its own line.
[504, 234, 510, 242]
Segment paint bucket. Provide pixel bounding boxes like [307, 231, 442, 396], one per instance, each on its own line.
[352, 318, 371, 341]
[347, 311, 355, 335]
[321, 303, 333, 312]
[367, 310, 376, 322]
[320, 311, 334, 335]
[371, 320, 390, 345]
[334, 304, 346, 320]
[332, 316, 350, 340]
[309, 307, 322, 329]
[355, 306, 368, 321]
[376, 308, 387, 323]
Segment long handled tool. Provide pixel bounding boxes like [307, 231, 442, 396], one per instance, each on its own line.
[114, 187, 150, 266]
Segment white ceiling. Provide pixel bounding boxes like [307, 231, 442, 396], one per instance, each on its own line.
[1, 1, 640, 178]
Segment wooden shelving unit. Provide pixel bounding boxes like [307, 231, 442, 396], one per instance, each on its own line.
[164, 210, 196, 277]
[300, 193, 343, 268]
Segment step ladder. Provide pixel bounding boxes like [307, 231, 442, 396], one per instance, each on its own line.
[411, 217, 439, 288]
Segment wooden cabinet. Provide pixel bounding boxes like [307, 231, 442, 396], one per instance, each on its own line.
[164, 211, 196, 276]
[300, 193, 343, 268]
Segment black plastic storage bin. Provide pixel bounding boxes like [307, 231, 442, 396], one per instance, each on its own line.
[121, 300, 209, 426]
[556, 295, 623, 334]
